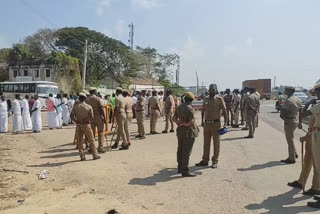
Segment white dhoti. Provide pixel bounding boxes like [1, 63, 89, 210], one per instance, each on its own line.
[0, 113, 8, 133]
[47, 111, 58, 128]
[13, 114, 23, 133]
[22, 113, 32, 130]
[57, 112, 63, 127]
[62, 108, 70, 125]
[32, 112, 42, 132]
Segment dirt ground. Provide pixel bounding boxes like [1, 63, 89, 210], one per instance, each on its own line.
[0, 105, 318, 214]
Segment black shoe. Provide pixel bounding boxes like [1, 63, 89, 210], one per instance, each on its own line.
[111, 143, 118, 149]
[232, 125, 240, 128]
[162, 130, 168, 134]
[281, 158, 296, 164]
[170, 130, 174, 133]
[244, 136, 254, 139]
[153, 132, 159, 135]
[195, 161, 208, 167]
[93, 155, 101, 160]
[98, 148, 106, 154]
[241, 127, 249, 131]
[139, 136, 146, 139]
[287, 180, 302, 189]
[178, 169, 182, 174]
[295, 153, 299, 159]
[182, 172, 197, 177]
[308, 201, 320, 209]
[119, 145, 129, 150]
[80, 157, 86, 161]
[303, 189, 320, 196]
[135, 135, 142, 138]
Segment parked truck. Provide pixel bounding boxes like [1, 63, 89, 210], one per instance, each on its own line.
[242, 79, 271, 100]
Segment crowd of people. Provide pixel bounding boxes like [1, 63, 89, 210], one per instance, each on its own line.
[1, 82, 320, 208]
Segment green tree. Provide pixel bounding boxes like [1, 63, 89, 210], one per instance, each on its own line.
[0, 48, 10, 82]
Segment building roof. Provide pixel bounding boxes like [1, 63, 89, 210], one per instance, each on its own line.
[131, 77, 163, 86]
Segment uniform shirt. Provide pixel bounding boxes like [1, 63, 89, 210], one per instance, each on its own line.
[125, 96, 134, 114]
[245, 93, 260, 111]
[165, 95, 175, 113]
[149, 96, 159, 110]
[115, 94, 126, 113]
[232, 94, 241, 108]
[310, 103, 320, 127]
[136, 95, 146, 111]
[224, 94, 233, 108]
[281, 95, 302, 121]
[255, 92, 261, 100]
[71, 102, 94, 124]
[86, 95, 104, 118]
[174, 103, 196, 124]
[203, 96, 227, 120]
[46, 97, 56, 112]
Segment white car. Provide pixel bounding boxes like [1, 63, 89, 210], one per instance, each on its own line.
[294, 92, 308, 105]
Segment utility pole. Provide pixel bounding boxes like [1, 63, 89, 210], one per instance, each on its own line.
[274, 76, 276, 91]
[176, 55, 180, 85]
[128, 23, 134, 50]
[82, 39, 88, 90]
[196, 72, 199, 96]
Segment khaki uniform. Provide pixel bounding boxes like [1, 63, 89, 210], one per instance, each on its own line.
[149, 96, 160, 133]
[254, 92, 261, 127]
[309, 104, 320, 190]
[136, 95, 146, 137]
[173, 103, 198, 173]
[232, 94, 241, 126]
[280, 95, 302, 161]
[241, 92, 249, 127]
[125, 96, 134, 145]
[115, 94, 128, 145]
[164, 95, 175, 132]
[70, 102, 99, 159]
[86, 95, 105, 150]
[298, 115, 320, 190]
[245, 93, 260, 137]
[224, 94, 233, 125]
[202, 96, 227, 163]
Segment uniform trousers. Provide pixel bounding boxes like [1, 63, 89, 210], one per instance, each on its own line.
[284, 120, 298, 161]
[115, 113, 128, 145]
[91, 117, 105, 150]
[177, 126, 195, 173]
[202, 122, 221, 163]
[247, 110, 257, 137]
[226, 106, 233, 125]
[298, 137, 320, 190]
[136, 111, 145, 136]
[77, 123, 98, 159]
[311, 131, 320, 191]
[233, 108, 240, 126]
[150, 109, 160, 133]
[164, 111, 174, 131]
[125, 113, 133, 145]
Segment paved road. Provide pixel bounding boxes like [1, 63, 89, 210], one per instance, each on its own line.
[1, 101, 319, 214]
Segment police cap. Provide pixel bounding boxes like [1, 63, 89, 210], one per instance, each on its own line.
[83, 90, 90, 96]
[116, 87, 123, 91]
[79, 92, 86, 97]
[123, 89, 129, 93]
[185, 92, 195, 99]
[89, 87, 97, 91]
[314, 83, 320, 91]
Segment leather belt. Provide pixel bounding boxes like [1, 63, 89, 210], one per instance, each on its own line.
[309, 127, 320, 132]
[205, 119, 220, 124]
[136, 110, 144, 112]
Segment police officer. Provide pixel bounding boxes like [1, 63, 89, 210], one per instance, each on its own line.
[86, 87, 106, 153]
[299, 83, 320, 208]
[224, 89, 233, 126]
[112, 87, 129, 150]
[135, 90, 146, 139]
[149, 90, 161, 134]
[241, 87, 250, 130]
[123, 89, 133, 146]
[244, 87, 260, 138]
[196, 84, 227, 169]
[232, 89, 241, 128]
[162, 90, 175, 133]
[173, 92, 198, 177]
[70, 92, 101, 161]
[280, 86, 302, 164]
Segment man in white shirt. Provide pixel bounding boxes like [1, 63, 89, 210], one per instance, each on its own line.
[12, 94, 23, 133]
[30, 95, 42, 133]
[0, 93, 8, 133]
[21, 95, 32, 130]
[62, 94, 70, 126]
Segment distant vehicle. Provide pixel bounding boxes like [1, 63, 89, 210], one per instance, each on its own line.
[294, 92, 308, 105]
[0, 81, 59, 109]
[242, 79, 271, 100]
[192, 99, 203, 111]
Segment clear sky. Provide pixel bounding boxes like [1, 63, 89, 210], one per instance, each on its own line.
[1, 0, 320, 90]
